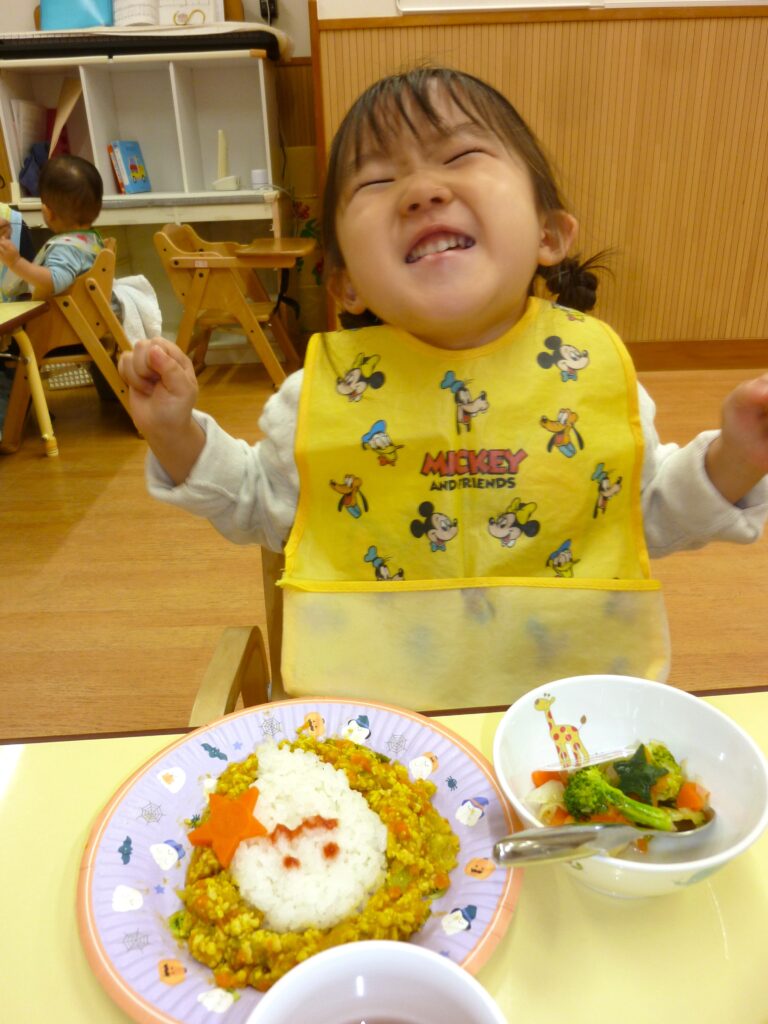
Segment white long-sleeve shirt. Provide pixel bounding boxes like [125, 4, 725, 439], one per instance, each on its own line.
[146, 370, 768, 557]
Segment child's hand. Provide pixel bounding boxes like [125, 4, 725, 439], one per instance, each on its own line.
[119, 336, 197, 428]
[0, 219, 11, 242]
[705, 372, 768, 503]
[118, 338, 205, 485]
[0, 237, 20, 269]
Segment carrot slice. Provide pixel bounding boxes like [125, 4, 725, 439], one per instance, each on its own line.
[548, 805, 572, 826]
[589, 808, 632, 825]
[531, 770, 563, 787]
[188, 787, 267, 868]
[676, 781, 709, 812]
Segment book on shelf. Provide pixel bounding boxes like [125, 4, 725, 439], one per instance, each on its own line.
[107, 140, 151, 194]
[107, 143, 125, 194]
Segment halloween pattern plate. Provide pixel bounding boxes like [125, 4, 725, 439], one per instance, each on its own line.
[78, 699, 521, 1024]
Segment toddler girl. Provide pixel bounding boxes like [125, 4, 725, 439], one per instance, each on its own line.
[118, 67, 768, 710]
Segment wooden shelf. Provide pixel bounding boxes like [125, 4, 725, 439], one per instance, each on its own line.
[16, 189, 281, 227]
[0, 50, 283, 232]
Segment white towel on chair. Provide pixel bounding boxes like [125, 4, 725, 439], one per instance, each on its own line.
[113, 275, 163, 345]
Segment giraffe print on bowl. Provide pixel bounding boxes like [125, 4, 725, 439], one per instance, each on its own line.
[534, 694, 589, 768]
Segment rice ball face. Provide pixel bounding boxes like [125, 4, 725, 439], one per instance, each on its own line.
[230, 744, 388, 932]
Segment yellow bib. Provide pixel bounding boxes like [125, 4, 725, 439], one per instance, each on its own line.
[280, 298, 669, 709]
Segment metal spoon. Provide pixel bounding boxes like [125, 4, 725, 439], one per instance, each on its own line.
[493, 812, 716, 866]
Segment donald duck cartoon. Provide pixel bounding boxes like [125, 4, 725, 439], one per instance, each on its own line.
[361, 420, 404, 466]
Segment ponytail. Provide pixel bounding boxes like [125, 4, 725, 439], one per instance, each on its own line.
[338, 308, 382, 330]
[537, 251, 612, 313]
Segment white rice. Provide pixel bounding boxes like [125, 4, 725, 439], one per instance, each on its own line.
[229, 742, 388, 932]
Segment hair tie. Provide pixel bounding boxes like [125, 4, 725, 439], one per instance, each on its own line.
[538, 252, 611, 313]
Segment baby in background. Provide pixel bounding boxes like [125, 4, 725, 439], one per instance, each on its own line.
[0, 154, 105, 300]
[0, 156, 162, 345]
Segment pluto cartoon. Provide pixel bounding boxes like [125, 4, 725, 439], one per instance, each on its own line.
[330, 475, 368, 518]
[540, 408, 584, 457]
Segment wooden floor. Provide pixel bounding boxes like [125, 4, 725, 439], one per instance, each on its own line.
[1, 362, 766, 740]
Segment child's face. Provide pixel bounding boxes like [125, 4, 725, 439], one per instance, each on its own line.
[331, 87, 575, 349]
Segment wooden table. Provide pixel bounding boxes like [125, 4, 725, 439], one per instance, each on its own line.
[0, 299, 56, 456]
[3, 691, 767, 1023]
[232, 238, 317, 266]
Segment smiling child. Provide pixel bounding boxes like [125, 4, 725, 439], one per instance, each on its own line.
[117, 67, 768, 709]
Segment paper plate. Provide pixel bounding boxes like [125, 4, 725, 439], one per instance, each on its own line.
[78, 698, 521, 1024]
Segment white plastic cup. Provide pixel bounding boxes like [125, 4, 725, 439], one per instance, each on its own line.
[246, 941, 507, 1023]
[250, 168, 269, 189]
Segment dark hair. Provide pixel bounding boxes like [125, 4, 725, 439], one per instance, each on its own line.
[322, 66, 601, 327]
[39, 154, 103, 226]
[537, 253, 609, 314]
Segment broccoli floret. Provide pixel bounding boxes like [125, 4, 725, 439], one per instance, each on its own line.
[563, 766, 678, 831]
[645, 742, 684, 803]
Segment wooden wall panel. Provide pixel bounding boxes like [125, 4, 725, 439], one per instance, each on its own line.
[316, 15, 768, 348]
[275, 59, 316, 147]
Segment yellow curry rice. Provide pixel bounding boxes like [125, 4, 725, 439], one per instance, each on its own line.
[169, 736, 460, 991]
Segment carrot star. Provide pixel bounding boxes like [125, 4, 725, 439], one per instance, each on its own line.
[188, 786, 267, 868]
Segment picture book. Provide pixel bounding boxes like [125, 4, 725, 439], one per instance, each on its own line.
[107, 144, 126, 194]
[108, 140, 151, 194]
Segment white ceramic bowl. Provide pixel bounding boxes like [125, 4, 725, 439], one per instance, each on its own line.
[246, 940, 507, 1024]
[492, 674, 768, 898]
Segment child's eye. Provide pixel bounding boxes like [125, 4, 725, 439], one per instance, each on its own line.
[352, 174, 393, 192]
[353, 177, 393, 193]
[445, 148, 484, 165]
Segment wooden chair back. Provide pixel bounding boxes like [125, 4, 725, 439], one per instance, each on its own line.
[0, 240, 135, 452]
[189, 548, 285, 726]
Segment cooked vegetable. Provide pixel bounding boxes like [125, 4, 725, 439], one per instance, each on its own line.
[527, 741, 710, 842]
[612, 744, 668, 803]
[526, 778, 567, 825]
[676, 781, 710, 812]
[531, 769, 563, 788]
[646, 742, 685, 803]
[187, 788, 267, 868]
[563, 766, 700, 832]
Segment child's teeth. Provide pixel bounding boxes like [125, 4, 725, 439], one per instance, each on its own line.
[407, 234, 472, 263]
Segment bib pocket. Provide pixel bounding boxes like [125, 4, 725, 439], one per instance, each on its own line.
[279, 578, 669, 711]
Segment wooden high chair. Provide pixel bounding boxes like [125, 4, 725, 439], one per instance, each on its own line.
[153, 223, 316, 386]
[189, 547, 286, 726]
[0, 241, 134, 456]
